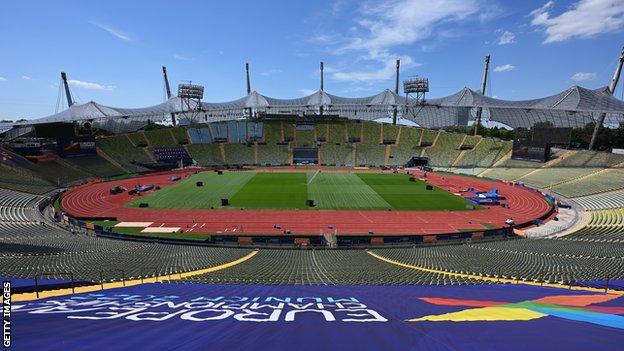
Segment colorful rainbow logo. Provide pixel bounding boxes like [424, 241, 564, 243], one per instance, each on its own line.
[409, 294, 624, 329]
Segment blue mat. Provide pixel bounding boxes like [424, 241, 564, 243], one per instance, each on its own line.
[10, 283, 624, 350]
[2, 276, 92, 292]
[571, 279, 624, 291]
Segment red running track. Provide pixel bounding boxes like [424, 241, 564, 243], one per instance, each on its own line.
[61, 169, 552, 236]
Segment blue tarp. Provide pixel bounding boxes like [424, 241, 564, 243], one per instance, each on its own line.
[468, 197, 500, 205]
[571, 279, 624, 291]
[136, 184, 154, 192]
[482, 188, 499, 198]
[1, 276, 72, 289]
[1, 276, 92, 293]
[10, 283, 624, 350]
[467, 188, 505, 205]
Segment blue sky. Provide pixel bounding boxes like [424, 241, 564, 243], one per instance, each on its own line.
[1, 0, 623, 120]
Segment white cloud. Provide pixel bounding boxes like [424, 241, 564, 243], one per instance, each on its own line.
[493, 64, 515, 72]
[173, 54, 194, 61]
[340, 0, 482, 53]
[331, 0, 349, 15]
[339, 85, 375, 94]
[90, 21, 133, 42]
[331, 54, 418, 82]
[68, 79, 116, 91]
[298, 89, 317, 96]
[310, 34, 343, 45]
[260, 69, 283, 77]
[571, 72, 597, 81]
[0, 76, 6, 81]
[312, 0, 486, 83]
[530, 0, 624, 43]
[497, 30, 516, 45]
[21, 75, 31, 80]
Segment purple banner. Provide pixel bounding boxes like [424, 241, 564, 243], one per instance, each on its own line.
[11, 283, 624, 350]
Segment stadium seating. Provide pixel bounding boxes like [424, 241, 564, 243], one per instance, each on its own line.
[480, 238, 624, 258]
[483, 167, 536, 181]
[0, 232, 252, 282]
[187, 127, 212, 144]
[65, 155, 125, 177]
[381, 123, 400, 143]
[555, 150, 624, 167]
[152, 147, 193, 165]
[375, 239, 624, 284]
[321, 143, 353, 166]
[550, 168, 624, 197]
[0, 189, 39, 222]
[282, 122, 295, 142]
[346, 122, 362, 141]
[257, 144, 290, 166]
[460, 135, 479, 149]
[181, 249, 485, 285]
[143, 128, 177, 147]
[565, 209, 624, 241]
[482, 158, 542, 181]
[447, 167, 488, 176]
[210, 123, 228, 141]
[27, 160, 93, 186]
[295, 127, 315, 147]
[226, 121, 241, 143]
[315, 122, 330, 142]
[387, 127, 422, 166]
[0, 188, 255, 281]
[355, 144, 386, 166]
[0, 165, 54, 194]
[224, 143, 256, 165]
[361, 122, 381, 144]
[518, 167, 602, 189]
[246, 122, 263, 142]
[127, 132, 149, 146]
[454, 138, 511, 168]
[186, 144, 224, 166]
[419, 129, 438, 146]
[97, 135, 151, 172]
[572, 190, 624, 210]
[262, 121, 282, 143]
[171, 127, 189, 144]
[0, 146, 94, 186]
[495, 158, 540, 168]
[422, 132, 463, 167]
[328, 122, 346, 143]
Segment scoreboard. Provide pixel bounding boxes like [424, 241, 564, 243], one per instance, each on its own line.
[511, 139, 551, 162]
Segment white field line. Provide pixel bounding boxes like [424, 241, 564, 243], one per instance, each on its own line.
[307, 170, 321, 185]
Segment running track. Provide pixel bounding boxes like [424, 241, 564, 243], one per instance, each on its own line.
[61, 169, 552, 236]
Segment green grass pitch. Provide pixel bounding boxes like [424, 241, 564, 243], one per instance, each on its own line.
[127, 171, 476, 211]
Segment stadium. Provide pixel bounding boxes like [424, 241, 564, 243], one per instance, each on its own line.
[2, 27, 624, 351]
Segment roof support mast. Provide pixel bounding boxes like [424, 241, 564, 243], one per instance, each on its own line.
[162, 66, 176, 126]
[60, 72, 74, 108]
[589, 46, 624, 150]
[246, 63, 252, 95]
[474, 54, 490, 136]
[245, 62, 253, 119]
[320, 61, 324, 116]
[162, 66, 172, 99]
[393, 59, 400, 125]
